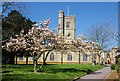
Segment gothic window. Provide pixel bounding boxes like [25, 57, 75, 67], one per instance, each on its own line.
[50, 53, 54, 61]
[67, 53, 72, 61]
[83, 55, 87, 61]
[66, 22, 70, 28]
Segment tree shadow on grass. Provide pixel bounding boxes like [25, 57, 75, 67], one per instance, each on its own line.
[2, 74, 24, 80]
[48, 68, 93, 74]
[2, 64, 33, 69]
[2, 71, 13, 73]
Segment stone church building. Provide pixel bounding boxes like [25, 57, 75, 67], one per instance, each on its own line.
[15, 10, 117, 64]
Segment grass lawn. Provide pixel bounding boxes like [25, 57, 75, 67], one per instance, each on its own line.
[2, 64, 104, 80]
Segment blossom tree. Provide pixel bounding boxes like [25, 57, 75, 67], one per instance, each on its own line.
[2, 18, 59, 73]
[24, 18, 59, 73]
[71, 34, 100, 64]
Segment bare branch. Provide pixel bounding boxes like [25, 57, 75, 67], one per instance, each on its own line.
[88, 23, 112, 49]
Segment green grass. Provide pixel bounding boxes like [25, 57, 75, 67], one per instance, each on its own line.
[2, 64, 104, 80]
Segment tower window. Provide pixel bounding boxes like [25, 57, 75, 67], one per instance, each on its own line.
[66, 22, 70, 28]
[67, 53, 72, 61]
[50, 53, 54, 61]
[67, 33, 71, 37]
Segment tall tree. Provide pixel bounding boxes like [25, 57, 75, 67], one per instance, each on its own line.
[88, 23, 112, 50]
[2, 10, 35, 43]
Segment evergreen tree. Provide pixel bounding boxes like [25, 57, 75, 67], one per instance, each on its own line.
[2, 10, 36, 43]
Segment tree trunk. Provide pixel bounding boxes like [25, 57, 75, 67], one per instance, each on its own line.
[38, 50, 53, 72]
[39, 62, 44, 70]
[79, 51, 80, 64]
[37, 53, 45, 72]
[38, 58, 44, 72]
[34, 60, 37, 73]
[92, 53, 94, 65]
[61, 53, 63, 64]
[39, 53, 47, 71]
[43, 50, 53, 65]
[98, 55, 101, 64]
[16, 56, 17, 64]
[43, 54, 48, 65]
[26, 56, 28, 64]
[42, 52, 47, 65]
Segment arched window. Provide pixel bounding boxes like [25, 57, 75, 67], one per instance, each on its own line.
[50, 53, 54, 61]
[67, 53, 72, 61]
[107, 53, 110, 58]
[83, 55, 87, 61]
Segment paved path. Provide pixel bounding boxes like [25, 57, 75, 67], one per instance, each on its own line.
[75, 67, 111, 81]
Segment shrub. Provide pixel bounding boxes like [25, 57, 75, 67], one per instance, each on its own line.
[111, 64, 116, 70]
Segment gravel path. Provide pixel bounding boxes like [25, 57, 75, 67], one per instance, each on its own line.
[75, 67, 111, 81]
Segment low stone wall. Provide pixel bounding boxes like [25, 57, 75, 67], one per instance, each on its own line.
[15, 61, 92, 64]
[16, 61, 33, 64]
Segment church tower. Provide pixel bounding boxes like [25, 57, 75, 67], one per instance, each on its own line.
[58, 10, 76, 43]
[58, 10, 64, 36]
